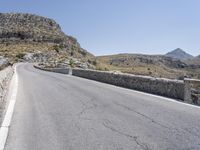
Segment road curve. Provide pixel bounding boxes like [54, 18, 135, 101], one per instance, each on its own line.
[4, 63, 200, 150]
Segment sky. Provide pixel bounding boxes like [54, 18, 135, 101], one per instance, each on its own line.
[0, 0, 200, 56]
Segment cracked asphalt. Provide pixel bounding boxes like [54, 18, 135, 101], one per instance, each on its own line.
[4, 63, 200, 150]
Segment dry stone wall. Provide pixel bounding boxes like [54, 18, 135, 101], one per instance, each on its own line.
[72, 69, 185, 100]
[34, 65, 70, 74]
[0, 66, 14, 124]
[33, 65, 200, 104]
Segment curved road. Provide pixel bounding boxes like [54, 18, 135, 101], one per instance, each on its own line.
[4, 63, 200, 150]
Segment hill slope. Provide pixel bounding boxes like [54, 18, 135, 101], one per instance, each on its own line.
[97, 53, 200, 79]
[0, 13, 95, 68]
[185, 56, 200, 67]
[165, 48, 194, 60]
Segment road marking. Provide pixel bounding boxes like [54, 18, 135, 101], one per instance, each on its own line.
[0, 65, 18, 150]
[111, 82, 200, 109]
[74, 76, 200, 110]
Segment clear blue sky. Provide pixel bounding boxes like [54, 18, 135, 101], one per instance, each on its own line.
[0, 0, 200, 56]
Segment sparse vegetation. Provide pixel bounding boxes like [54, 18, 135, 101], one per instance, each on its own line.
[96, 54, 200, 80]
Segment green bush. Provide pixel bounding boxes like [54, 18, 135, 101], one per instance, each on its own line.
[92, 60, 97, 66]
[69, 59, 75, 67]
[70, 51, 74, 56]
[53, 45, 59, 53]
[16, 53, 25, 59]
[104, 67, 109, 71]
[59, 44, 66, 49]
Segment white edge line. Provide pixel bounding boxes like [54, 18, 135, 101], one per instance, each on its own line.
[0, 65, 18, 150]
[74, 76, 200, 110]
[130, 89, 200, 109]
[110, 81, 200, 109]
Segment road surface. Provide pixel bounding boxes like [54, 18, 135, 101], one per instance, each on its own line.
[4, 63, 200, 150]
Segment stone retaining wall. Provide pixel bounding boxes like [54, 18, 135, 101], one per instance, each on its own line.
[72, 69, 185, 100]
[184, 78, 200, 105]
[34, 66, 200, 103]
[34, 65, 70, 74]
[0, 66, 14, 100]
[0, 66, 14, 124]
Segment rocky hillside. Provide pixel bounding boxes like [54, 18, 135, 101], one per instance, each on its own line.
[0, 13, 67, 43]
[99, 54, 187, 68]
[0, 13, 95, 69]
[0, 13, 198, 79]
[165, 48, 194, 60]
[96, 53, 200, 79]
[185, 55, 200, 68]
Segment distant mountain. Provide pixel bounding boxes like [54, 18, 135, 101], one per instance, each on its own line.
[165, 48, 194, 60]
[97, 53, 187, 68]
[96, 52, 200, 79]
[96, 53, 190, 79]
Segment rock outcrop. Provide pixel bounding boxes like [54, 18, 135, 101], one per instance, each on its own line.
[0, 13, 68, 44]
[0, 13, 95, 69]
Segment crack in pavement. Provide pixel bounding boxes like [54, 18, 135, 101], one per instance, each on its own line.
[114, 102, 200, 142]
[102, 121, 150, 150]
[183, 127, 200, 139]
[114, 102, 171, 129]
[77, 98, 97, 117]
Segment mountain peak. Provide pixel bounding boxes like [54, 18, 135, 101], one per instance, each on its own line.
[165, 48, 194, 60]
[173, 48, 184, 52]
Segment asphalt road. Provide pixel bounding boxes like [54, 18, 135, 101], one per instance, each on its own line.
[4, 63, 200, 150]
